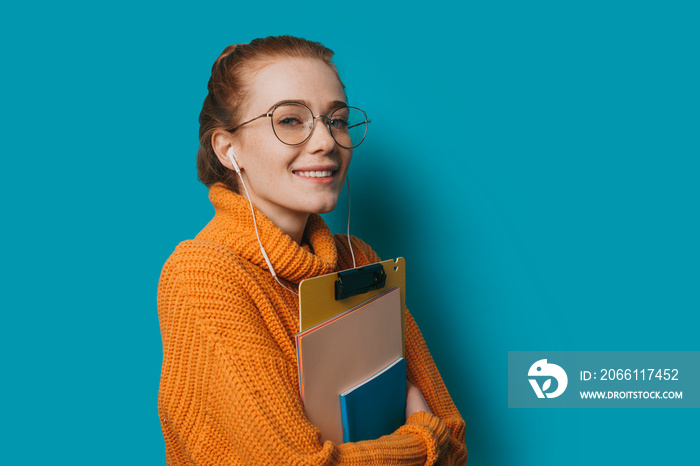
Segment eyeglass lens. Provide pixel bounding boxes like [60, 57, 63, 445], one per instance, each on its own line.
[270, 103, 368, 148]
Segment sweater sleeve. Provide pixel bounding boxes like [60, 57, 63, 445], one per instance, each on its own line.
[158, 242, 465, 465]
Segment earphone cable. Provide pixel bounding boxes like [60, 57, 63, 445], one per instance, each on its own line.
[237, 172, 300, 297]
[346, 175, 356, 269]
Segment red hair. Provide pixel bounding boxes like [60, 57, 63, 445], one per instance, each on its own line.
[196, 36, 343, 192]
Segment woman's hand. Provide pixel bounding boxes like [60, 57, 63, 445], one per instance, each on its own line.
[406, 381, 433, 418]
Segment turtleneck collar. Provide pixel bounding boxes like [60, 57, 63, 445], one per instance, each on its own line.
[195, 183, 339, 284]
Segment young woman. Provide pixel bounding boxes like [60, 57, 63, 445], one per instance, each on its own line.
[158, 36, 467, 465]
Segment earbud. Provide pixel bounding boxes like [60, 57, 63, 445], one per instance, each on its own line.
[227, 148, 241, 173]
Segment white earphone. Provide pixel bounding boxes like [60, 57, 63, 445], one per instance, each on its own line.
[225, 147, 299, 296]
[226, 147, 241, 174]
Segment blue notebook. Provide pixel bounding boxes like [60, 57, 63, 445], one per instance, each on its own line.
[339, 357, 407, 443]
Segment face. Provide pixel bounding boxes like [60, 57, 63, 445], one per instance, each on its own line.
[227, 58, 352, 228]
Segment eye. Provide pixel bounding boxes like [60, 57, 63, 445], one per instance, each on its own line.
[329, 107, 350, 130]
[329, 117, 349, 129]
[277, 116, 304, 127]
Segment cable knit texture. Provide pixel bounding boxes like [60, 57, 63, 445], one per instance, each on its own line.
[158, 183, 467, 465]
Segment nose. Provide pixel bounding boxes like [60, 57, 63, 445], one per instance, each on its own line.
[306, 115, 336, 153]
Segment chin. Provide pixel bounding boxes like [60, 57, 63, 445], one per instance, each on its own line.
[304, 197, 339, 215]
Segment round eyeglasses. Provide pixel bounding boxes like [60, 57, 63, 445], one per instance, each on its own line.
[227, 102, 370, 149]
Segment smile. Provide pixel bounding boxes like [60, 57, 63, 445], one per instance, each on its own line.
[295, 170, 335, 178]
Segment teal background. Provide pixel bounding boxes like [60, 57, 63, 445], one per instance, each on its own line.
[2, 1, 698, 464]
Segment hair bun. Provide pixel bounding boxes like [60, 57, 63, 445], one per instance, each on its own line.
[212, 43, 247, 73]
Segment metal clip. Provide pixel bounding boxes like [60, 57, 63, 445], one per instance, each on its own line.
[334, 263, 387, 300]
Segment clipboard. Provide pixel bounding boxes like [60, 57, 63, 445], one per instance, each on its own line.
[299, 257, 406, 333]
[295, 258, 406, 444]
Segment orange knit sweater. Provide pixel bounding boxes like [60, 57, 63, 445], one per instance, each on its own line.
[158, 184, 467, 465]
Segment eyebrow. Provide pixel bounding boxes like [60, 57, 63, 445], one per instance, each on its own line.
[267, 99, 348, 112]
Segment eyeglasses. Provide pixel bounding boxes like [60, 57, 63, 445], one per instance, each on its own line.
[227, 102, 371, 149]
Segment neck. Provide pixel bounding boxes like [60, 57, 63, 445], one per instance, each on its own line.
[266, 209, 309, 245]
[239, 191, 309, 245]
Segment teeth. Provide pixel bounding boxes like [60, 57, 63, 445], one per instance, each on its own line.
[296, 170, 334, 178]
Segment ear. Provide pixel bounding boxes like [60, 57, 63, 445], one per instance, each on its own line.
[212, 130, 244, 172]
